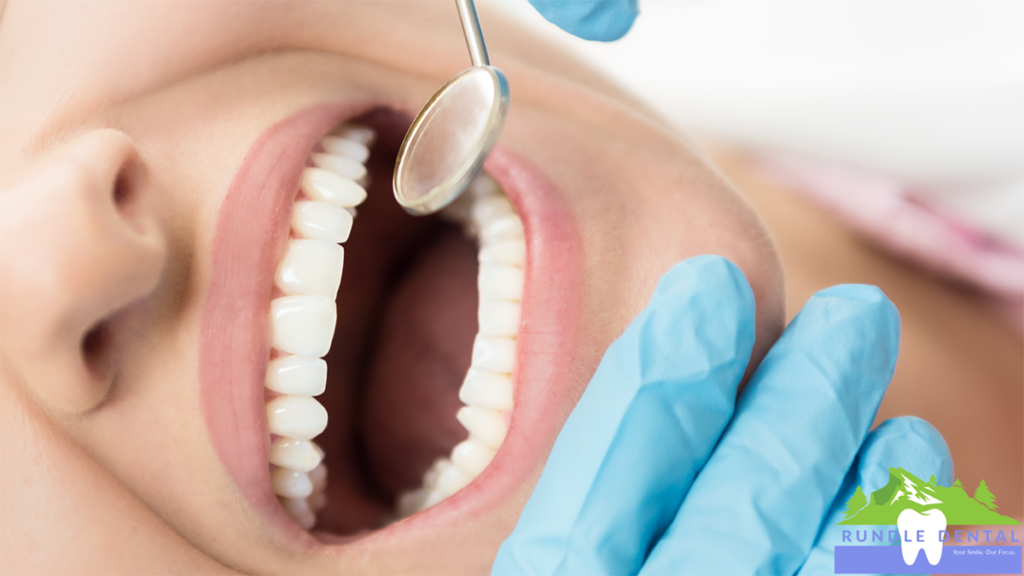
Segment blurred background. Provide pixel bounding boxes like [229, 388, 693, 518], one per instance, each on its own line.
[497, 1, 1023, 201]
[490, 0, 1024, 313]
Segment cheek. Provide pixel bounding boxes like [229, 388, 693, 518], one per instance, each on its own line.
[541, 122, 786, 383]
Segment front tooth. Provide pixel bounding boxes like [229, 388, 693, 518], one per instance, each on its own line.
[292, 200, 353, 243]
[280, 497, 316, 530]
[301, 168, 366, 208]
[459, 369, 513, 411]
[269, 437, 323, 472]
[479, 263, 524, 301]
[450, 438, 497, 478]
[271, 467, 314, 499]
[266, 395, 328, 440]
[478, 300, 520, 337]
[471, 335, 516, 373]
[479, 241, 526, 267]
[311, 153, 368, 183]
[265, 355, 327, 396]
[897, 509, 946, 566]
[479, 215, 524, 245]
[456, 406, 508, 449]
[321, 136, 370, 163]
[275, 240, 344, 298]
[271, 295, 336, 358]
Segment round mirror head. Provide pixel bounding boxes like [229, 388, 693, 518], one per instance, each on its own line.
[393, 66, 509, 216]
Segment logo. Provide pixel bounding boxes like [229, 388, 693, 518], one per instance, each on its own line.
[833, 468, 1021, 574]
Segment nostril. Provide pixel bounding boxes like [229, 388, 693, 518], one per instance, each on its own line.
[81, 321, 112, 379]
[110, 161, 152, 238]
[113, 171, 131, 207]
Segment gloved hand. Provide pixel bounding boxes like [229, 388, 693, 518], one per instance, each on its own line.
[493, 256, 953, 575]
[528, 0, 639, 41]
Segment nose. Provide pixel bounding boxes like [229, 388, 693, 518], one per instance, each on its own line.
[0, 129, 167, 413]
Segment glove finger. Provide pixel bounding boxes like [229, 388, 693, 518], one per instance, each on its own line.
[800, 417, 953, 576]
[640, 284, 900, 576]
[527, 0, 639, 41]
[493, 256, 756, 575]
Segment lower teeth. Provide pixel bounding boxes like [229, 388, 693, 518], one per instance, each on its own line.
[263, 122, 524, 529]
[396, 174, 525, 517]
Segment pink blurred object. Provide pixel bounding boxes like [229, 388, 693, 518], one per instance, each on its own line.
[759, 153, 1024, 331]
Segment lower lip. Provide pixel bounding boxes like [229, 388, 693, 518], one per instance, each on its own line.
[199, 103, 583, 548]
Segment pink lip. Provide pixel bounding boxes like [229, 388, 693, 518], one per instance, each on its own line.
[199, 103, 368, 529]
[199, 103, 583, 548]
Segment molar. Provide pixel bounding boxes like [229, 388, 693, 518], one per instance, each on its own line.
[280, 497, 316, 530]
[271, 467, 314, 499]
[435, 461, 472, 498]
[301, 167, 367, 208]
[330, 124, 375, 146]
[310, 153, 367, 183]
[320, 136, 370, 163]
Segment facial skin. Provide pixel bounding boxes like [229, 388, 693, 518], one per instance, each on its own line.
[0, 2, 784, 573]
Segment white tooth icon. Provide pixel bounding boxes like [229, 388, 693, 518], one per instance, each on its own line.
[897, 508, 946, 566]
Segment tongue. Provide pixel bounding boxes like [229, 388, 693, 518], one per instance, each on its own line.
[359, 227, 479, 498]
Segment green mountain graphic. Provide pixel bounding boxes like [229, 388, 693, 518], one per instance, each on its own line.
[839, 468, 1021, 526]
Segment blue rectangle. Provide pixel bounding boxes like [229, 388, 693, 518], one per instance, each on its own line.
[835, 545, 1022, 574]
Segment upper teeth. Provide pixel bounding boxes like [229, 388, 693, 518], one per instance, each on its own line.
[263, 123, 375, 530]
[898, 508, 947, 566]
[263, 124, 525, 529]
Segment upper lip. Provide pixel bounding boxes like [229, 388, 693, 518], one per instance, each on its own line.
[198, 99, 584, 563]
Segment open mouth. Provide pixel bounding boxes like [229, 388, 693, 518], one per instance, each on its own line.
[200, 103, 583, 545]
[268, 110, 523, 530]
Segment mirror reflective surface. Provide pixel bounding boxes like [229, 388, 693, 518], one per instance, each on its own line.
[393, 66, 509, 215]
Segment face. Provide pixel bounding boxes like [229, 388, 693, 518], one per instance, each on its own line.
[0, 2, 784, 573]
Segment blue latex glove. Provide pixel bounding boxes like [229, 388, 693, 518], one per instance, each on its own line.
[528, 0, 639, 41]
[493, 256, 953, 575]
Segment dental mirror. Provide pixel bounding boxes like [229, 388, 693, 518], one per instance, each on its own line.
[393, 0, 509, 216]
